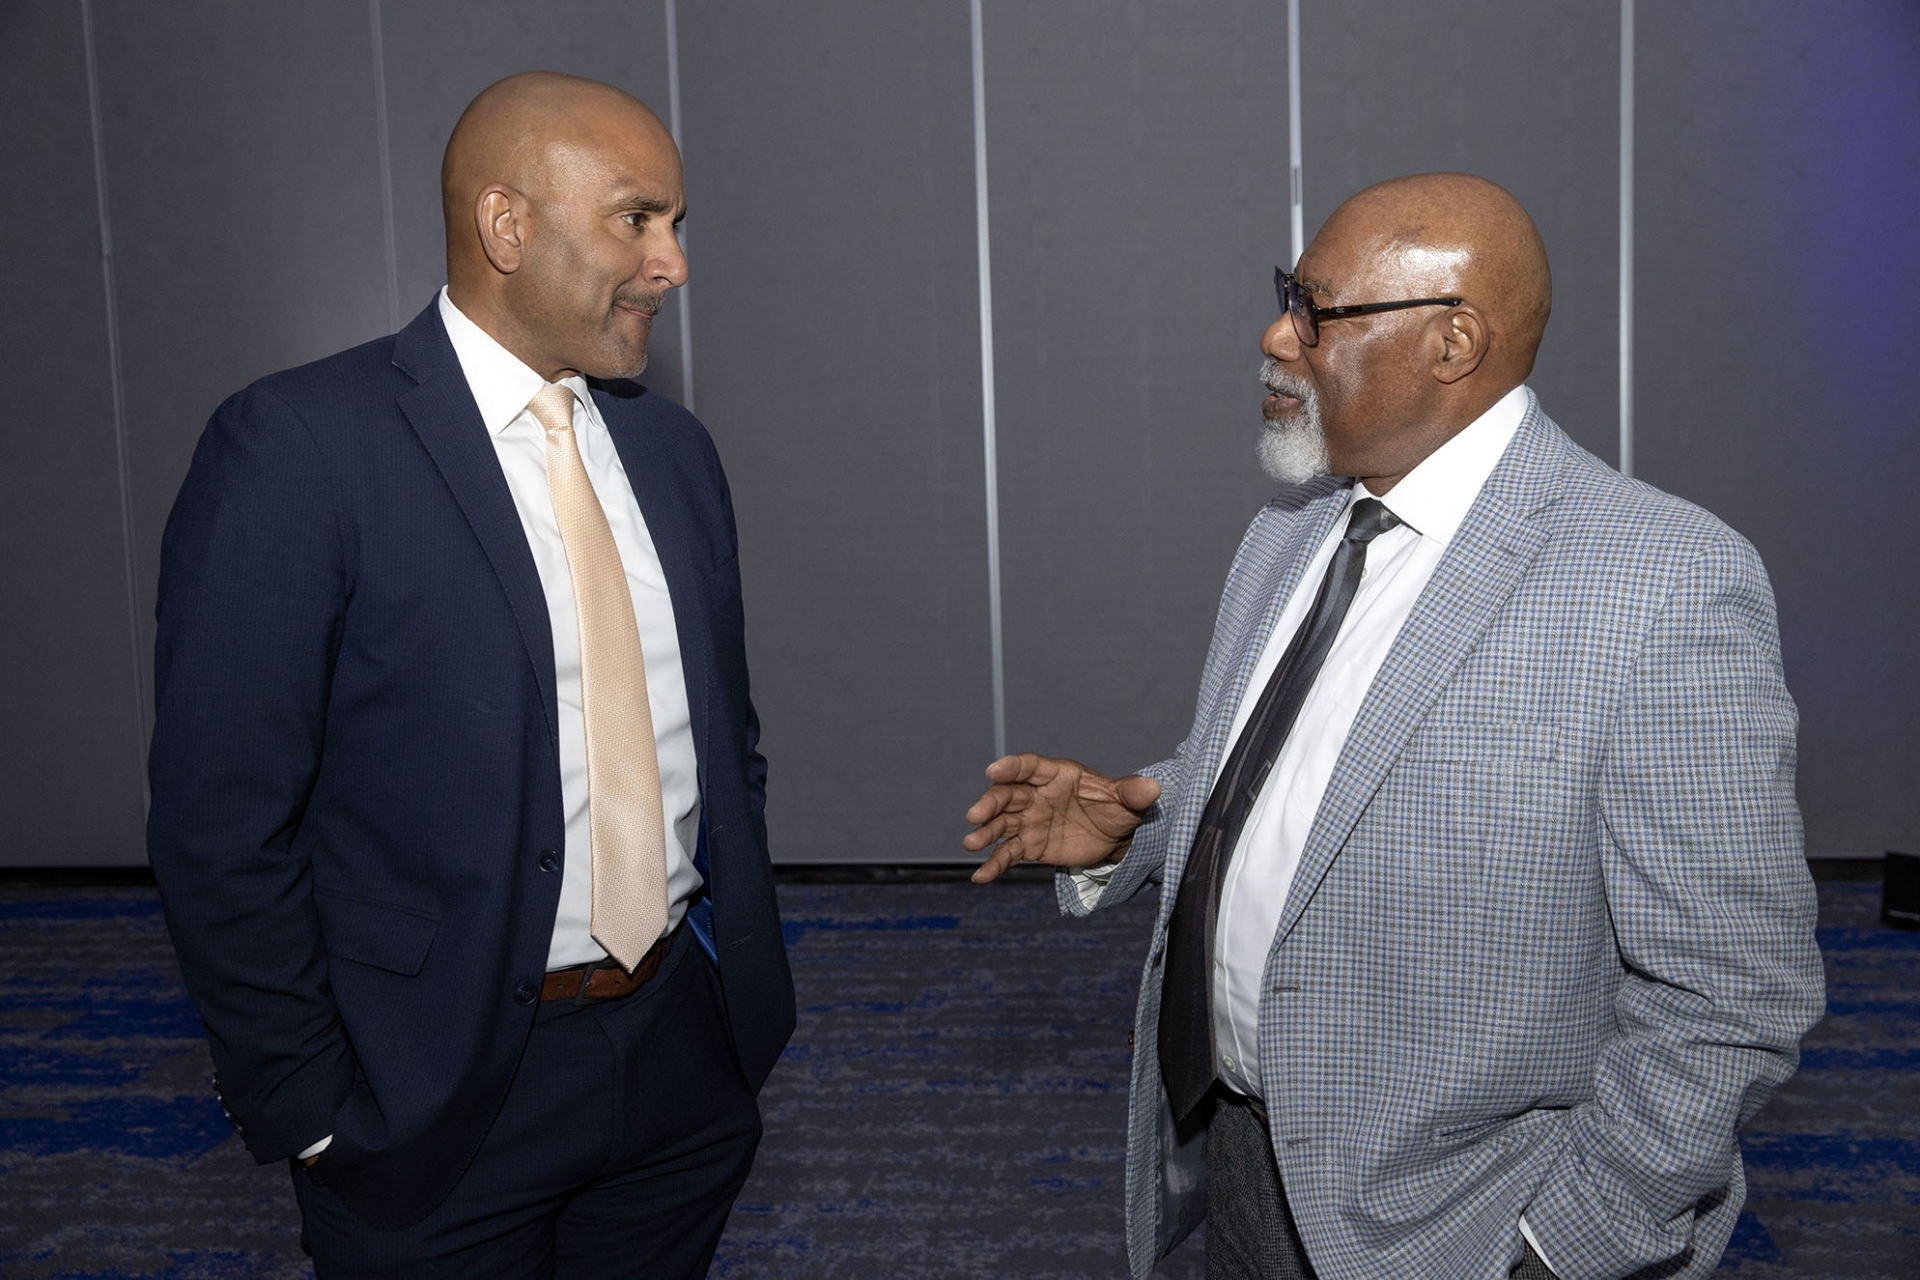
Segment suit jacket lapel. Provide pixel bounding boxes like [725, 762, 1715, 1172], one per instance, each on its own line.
[596, 388, 715, 787]
[392, 305, 560, 744]
[1162, 481, 1350, 900]
[1269, 403, 1563, 947]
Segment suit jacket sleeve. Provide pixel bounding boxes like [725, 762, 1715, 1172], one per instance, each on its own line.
[1524, 530, 1825, 1275]
[710, 432, 770, 863]
[147, 383, 356, 1164]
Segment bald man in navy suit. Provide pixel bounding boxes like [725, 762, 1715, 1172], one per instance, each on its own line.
[150, 73, 793, 1278]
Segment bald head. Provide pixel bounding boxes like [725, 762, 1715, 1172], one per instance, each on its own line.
[1326, 173, 1552, 383]
[442, 72, 675, 267]
[441, 72, 687, 381]
[1258, 173, 1553, 492]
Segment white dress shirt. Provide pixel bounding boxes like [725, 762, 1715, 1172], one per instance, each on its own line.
[438, 287, 703, 971]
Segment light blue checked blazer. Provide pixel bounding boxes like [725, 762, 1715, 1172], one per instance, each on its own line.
[1064, 393, 1824, 1280]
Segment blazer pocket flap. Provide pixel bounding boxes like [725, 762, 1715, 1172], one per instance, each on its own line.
[316, 889, 441, 976]
[1400, 720, 1559, 765]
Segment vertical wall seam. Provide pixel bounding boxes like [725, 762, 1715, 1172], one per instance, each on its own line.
[968, 0, 1006, 760]
[1618, 0, 1635, 477]
[79, 0, 151, 814]
[665, 0, 694, 412]
[368, 0, 401, 332]
[1287, 0, 1305, 266]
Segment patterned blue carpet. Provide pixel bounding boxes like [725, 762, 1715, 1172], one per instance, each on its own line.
[0, 876, 1913, 1278]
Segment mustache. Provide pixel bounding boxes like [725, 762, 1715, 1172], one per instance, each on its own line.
[1259, 357, 1311, 401]
[616, 293, 664, 317]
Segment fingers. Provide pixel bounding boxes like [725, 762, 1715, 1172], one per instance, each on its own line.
[964, 767, 1042, 866]
[963, 787, 1007, 826]
[1115, 773, 1162, 812]
[964, 781, 1037, 827]
[969, 837, 1025, 884]
[960, 811, 1018, 852]
[983, 751, 1070, 785]
[968, 752, 1101, 880]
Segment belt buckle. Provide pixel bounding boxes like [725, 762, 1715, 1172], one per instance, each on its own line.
[572, 956, 621, 1007]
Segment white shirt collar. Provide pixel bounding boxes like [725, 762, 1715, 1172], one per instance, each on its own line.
[437, 286, 598, 437]
[1356, 383, 1530, 546]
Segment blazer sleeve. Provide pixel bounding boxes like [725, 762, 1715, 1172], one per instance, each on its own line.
[1524, 530, 1825, 1275]
[708, 430, 769, 861]
[147, 383, 356, 1165]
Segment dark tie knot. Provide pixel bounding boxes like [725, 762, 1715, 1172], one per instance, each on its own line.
[1344, 497, 1402, 545]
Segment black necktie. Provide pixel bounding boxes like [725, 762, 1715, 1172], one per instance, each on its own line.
[1158, 497, 1403, 1122]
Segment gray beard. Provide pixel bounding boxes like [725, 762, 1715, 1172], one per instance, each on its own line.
[1256, 358, 1330, 484]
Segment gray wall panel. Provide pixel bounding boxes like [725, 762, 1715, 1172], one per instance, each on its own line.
[375, 0, 686, 403]
[1636, 1, 1920, 855]
[93, 0, 394, 785]
[678, 1, 992, 860]
[0, 3, 147, 863]
[8, 1, 1914, 865]
[1300, 0, 1620, 462]
[988, 2, 1291, 773]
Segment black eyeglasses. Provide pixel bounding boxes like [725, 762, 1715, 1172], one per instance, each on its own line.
[1275, 267, 1462, 347]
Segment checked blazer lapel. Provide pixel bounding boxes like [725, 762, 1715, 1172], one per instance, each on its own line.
[1268, 399, 1564, 949]
[392, 306, 560, 745]
[1160, 479, 1351, 904]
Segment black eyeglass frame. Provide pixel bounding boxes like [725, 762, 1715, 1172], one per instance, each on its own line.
[1275, 267, 1463, 347]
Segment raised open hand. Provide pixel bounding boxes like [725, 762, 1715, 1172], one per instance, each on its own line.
[963, 753, 1161, 884]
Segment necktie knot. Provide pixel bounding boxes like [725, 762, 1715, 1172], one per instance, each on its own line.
[1344, 497, 1402, 545]
[528, 383, 577, 437]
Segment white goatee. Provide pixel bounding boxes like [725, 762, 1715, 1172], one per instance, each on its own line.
[1256, 357, 1331, 485]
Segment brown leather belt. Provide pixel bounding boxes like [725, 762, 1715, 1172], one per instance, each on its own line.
[541, 928, 673, 1003]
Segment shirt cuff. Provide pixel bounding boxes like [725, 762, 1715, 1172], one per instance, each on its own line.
[1518, 1214, 1560, 1277]
[1066, 862, 1118, 909]
[297, 1134, 333, 1160]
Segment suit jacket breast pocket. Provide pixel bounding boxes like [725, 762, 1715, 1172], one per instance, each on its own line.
[316, 888, 442, 977]
[1398, 720, 1559, 768]
[1389, 719, 1572, 868]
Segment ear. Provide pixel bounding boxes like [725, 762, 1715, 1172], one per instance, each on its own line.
[474, 184, 527, 275]
[1430, 306, 1488, 385]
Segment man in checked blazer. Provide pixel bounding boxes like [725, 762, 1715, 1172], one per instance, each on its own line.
[965, 173, 1824, 1279]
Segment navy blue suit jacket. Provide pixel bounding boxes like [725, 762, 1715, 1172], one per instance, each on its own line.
[148, 301, 795, 1230]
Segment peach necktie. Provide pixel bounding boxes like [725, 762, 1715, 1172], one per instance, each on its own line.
[527, 383, 668, 971]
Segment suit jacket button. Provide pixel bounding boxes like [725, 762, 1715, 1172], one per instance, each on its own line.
[537, 850, 560, 873]
[513, 979, 539, 1006]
